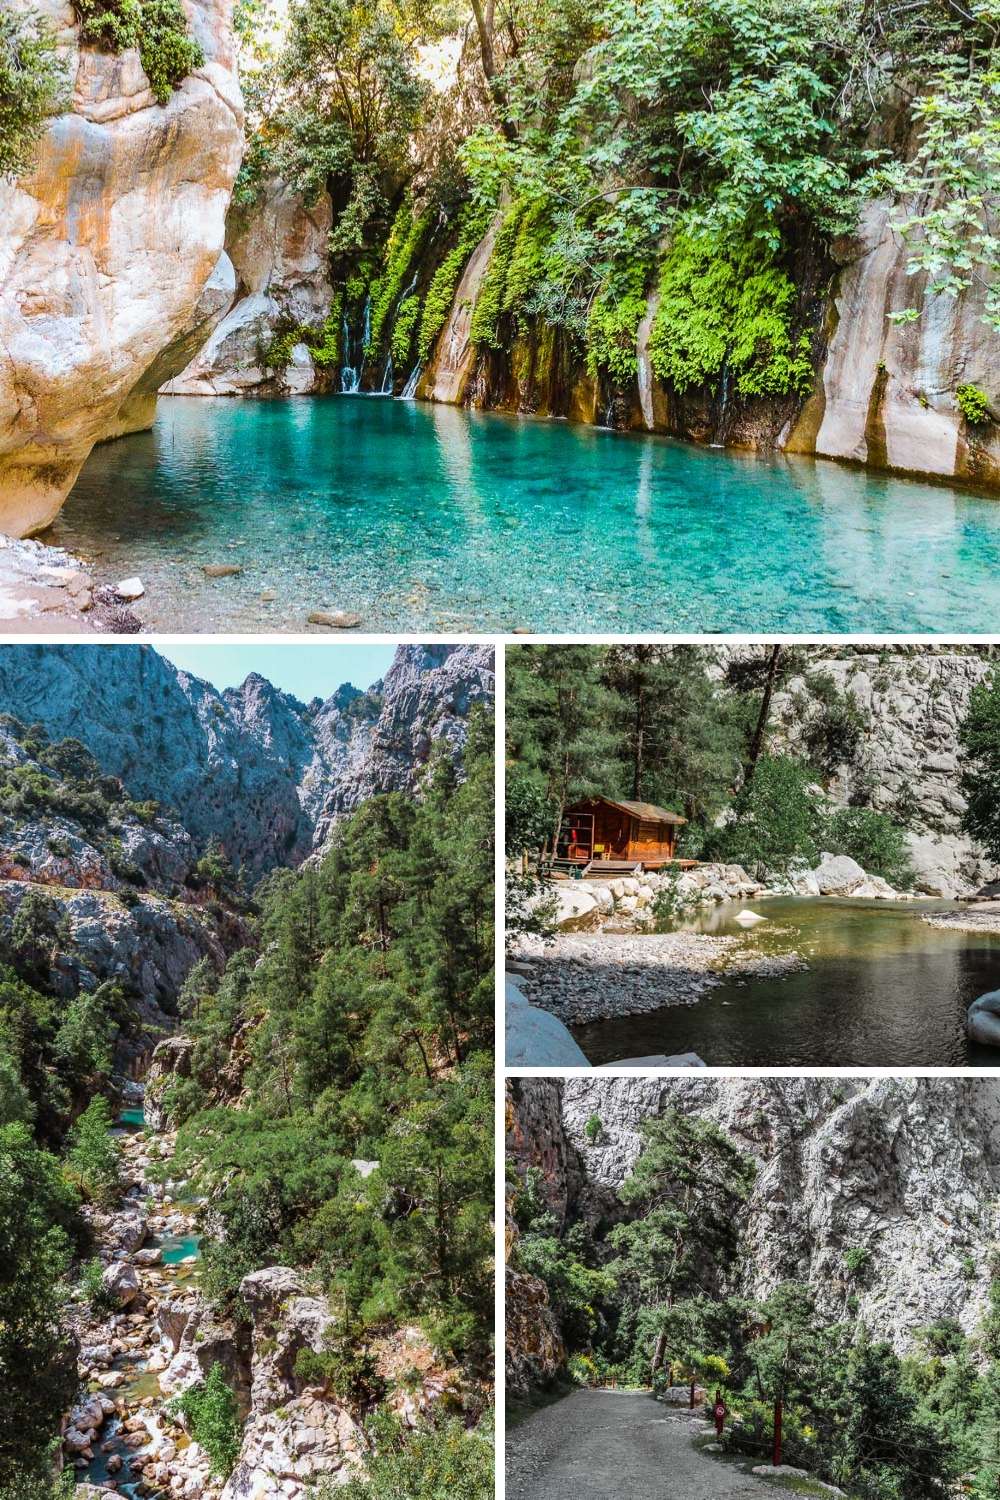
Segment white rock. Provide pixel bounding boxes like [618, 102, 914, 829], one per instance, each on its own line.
[116, 578, 146, 601]
[734, 909, 767, 926]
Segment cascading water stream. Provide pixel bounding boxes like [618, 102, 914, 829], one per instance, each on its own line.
[400, 364, 422, 399]
[380, 355, 394, 395]
[339, 296, 371, 393]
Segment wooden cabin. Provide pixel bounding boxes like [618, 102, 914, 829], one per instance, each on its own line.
[556, 795, 687, 873]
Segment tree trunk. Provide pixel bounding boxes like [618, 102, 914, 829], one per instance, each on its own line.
[773, 1397, 782, 1467]
[468, 0, 517, 141]
[632, 670, 645, 800]
[689, 1380, 696, 1409]
[650, 1331, 667, 1380]
[745, 645, 782, 785]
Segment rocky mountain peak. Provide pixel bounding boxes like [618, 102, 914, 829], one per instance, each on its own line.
[0, 644, 493, 876]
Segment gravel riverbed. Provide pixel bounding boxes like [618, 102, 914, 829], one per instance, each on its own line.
[510, 931, 807, 1024]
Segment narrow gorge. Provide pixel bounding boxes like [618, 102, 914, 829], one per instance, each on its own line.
[0, 0, 996, 630]
[0, 642, 495, 1499]
[506, 1077, 1000, 1500]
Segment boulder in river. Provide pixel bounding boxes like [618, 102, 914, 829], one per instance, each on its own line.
[968, 991, 1000, 1047]
[103, 1260, 141, 1307]
[812, 853, 868, 895]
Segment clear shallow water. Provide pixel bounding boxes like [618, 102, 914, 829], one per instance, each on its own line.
[571, 897, 1000, 1067]
[55, 395, 1000, 632]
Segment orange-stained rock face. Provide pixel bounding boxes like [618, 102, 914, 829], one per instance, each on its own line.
[0, 0, 244, 535]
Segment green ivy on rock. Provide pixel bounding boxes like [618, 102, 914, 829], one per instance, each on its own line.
[648, 232, 814, 398]
[73, 0, 203, 105]
[0, 8, 65, 178]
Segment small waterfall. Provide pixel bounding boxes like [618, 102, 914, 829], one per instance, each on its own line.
[400, 364, 422, 400]
[379, 355, 394, 395]
[711, 361, 730, 447]
[340, 295, 371, 392]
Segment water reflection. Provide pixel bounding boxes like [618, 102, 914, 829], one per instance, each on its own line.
[572, 898, 1000, 1067]
[55, 396, 1000, 632]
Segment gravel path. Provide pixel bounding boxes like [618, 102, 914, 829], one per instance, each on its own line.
[506, 1389, 793, 1500]
[510, 932, 806, 1024]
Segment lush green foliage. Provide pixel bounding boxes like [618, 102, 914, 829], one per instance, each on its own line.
[368, 202, 430, 353]
[0, 1124, 79, 1486]
[169, 1364, 241, 1477]
[649, 233, 813, 398]
[960, 669, 1000, 860]
[0, 8, 64, 178]
[822, 807, 914, 889]
[319, 1410, 494, 1500]
[957, 383, 994, 425]
[73, 0, 204, 103]
[173, 715, 494, 1371]
[65, 1095, 121, 1205]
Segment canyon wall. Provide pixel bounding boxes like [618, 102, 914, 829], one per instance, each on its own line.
[164, 176, 337, 397]
[418, 212, 998, 489]
[0, 0, 244, 537]
[766, 646, 998, 896]
[0, 642, 494, 873]
[508, 1078, 1000, 1359]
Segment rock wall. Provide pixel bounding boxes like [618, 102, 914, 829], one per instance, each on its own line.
[164, 177, 336, 397]
[787, 200, 1000, 489]
[766, 646, 998, 895]
[0, 642, 494, 874]
[510, 1078, 1000, 1355]
[0, 0, 244, 536]
[417, 209, 997, 490]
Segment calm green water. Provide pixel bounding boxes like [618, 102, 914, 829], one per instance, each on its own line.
[55, 395, 1000, 632]
[571, 898, 1000, 1067]
[118, 1106, 145, 1128]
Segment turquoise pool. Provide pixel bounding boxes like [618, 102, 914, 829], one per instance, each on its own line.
[56, 395, 1000, 632]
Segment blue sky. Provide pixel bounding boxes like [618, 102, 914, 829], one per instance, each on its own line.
[158, 644, 398, 702]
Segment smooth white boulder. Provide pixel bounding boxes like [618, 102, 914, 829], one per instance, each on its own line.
[812, 853, 867, 894]
[116, 577, 145, 601]
[505, 976, 589, 1067]
[734, 909, 766, 926]
[968, 991, 1000, 1047]
[552, 885, 599, 928]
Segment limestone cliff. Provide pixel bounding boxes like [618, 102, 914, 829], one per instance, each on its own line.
[0, 0, 244, 536]
[0, 642, 494, 874]
[164, 176, 337, 397]
[417, 211, 998, 489]
[764, 646, 998, 896]
[786, 201, 999, 489]
[509, 1077, 1000, 1359]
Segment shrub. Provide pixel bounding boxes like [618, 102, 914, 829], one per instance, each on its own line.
[843, 1245, 870, 1277]
[72, 0, 203, 105]
[65, 1096, 121, 1205]
[714, 756, 821, 878]
[957, 384, 992, 426]
[168, 1364, 241, 1478]
[821, 807, 914, 889]
[80, 1256, 115, 1313]
[584, 1113, 602, 1144]
[318, 1411, 493, 1500]
[0, 8, 65, 178]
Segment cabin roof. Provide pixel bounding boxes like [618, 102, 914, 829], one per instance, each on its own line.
[567, 794, 687, 826]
